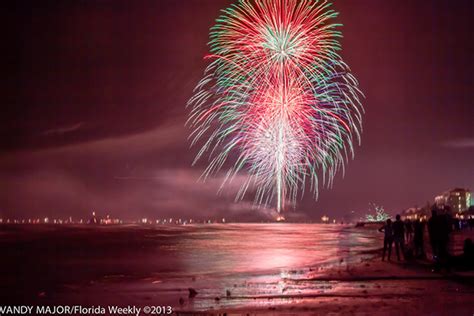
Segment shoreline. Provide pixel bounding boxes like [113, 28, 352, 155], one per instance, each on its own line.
[177, 252, 474, 315]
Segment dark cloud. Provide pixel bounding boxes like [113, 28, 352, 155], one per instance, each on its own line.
[442, 139, 474, 149]
[42, 122, 84, 136]
[0, 121, 293, 220]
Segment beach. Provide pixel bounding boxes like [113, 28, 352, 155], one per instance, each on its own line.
[1, 224, 473, 315]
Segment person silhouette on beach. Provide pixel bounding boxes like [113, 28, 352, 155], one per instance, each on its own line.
[462, 238, 474, 268]
[428, 208, 439, 259]
[413, 219, 425, 258]
[392, 214, 405, 261]
[469, 217, 474, 230]
[405, 219, 413, 243]
[449, 238, 474, 271]
[428, 207, 452, 271]
[379, 219, 394, 261]
[439, 209, 452, 268]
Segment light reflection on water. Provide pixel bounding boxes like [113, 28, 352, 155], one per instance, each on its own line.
[164, 224, 377, 275]
[142, 224, 380, 310]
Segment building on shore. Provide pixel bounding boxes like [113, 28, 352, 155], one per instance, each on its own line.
[434, 188, 471, 214]
[401, 206, 431, 221]
[402, 188, 472, 221]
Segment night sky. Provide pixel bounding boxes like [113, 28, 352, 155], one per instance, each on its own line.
[1, 0, 473, 221]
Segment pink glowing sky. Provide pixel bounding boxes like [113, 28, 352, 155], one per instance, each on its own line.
[1, 0, 473, 220]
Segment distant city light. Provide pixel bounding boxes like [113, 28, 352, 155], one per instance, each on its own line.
[276, 215, 285, 222]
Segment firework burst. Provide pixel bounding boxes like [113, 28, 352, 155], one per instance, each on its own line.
[187, 0, 363, 212]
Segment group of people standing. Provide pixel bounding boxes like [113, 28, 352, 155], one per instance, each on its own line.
[426, 208, 451, 265]
[379, 214, 415, 261]
[378, 207, 474, 271]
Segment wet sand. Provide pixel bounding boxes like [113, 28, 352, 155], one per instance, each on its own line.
[0, 224, 473, 315]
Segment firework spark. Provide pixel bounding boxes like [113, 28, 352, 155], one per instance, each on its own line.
[187, 0, 363, 212]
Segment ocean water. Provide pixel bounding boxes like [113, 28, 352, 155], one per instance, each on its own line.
[148, 223, 379, 275]
[0, 224, 380, 309]
[102, 224, 381, 310]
